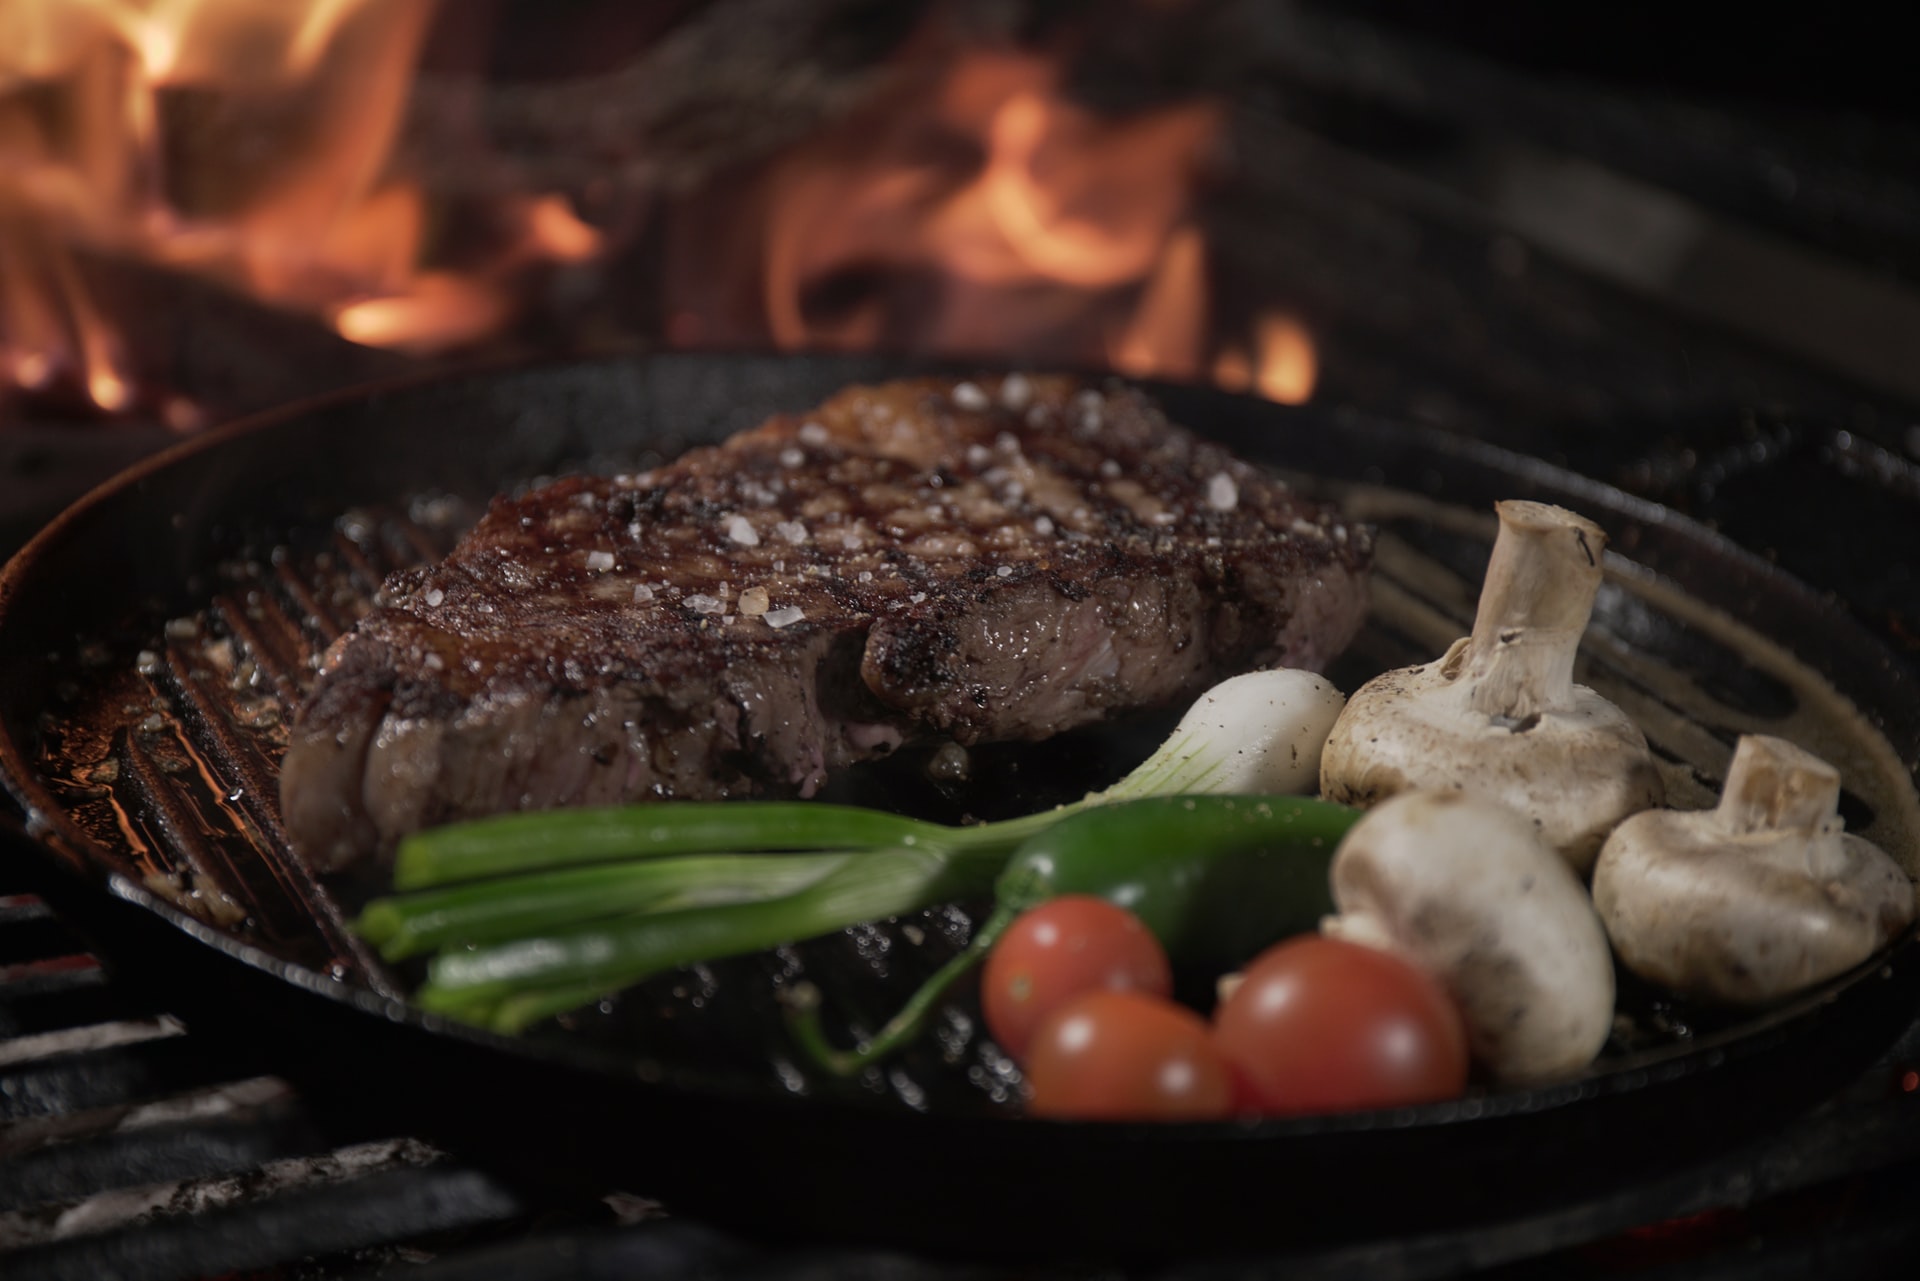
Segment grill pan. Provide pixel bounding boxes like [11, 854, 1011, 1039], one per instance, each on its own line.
[2, 352, 1918, 1261]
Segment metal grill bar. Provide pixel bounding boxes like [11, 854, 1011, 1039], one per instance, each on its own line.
[0, 1037, 276, 1125]
[0, 903, 79, 970]
[5, 1163, 521, 1281]
[0, 1106, 318, 1213]
[0, 965, 151, 1040]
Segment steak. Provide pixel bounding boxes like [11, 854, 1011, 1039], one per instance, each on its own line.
[281, 375, 1374, 870]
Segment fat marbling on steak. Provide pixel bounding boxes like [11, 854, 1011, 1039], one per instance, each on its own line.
[281, 375, 1374, 870]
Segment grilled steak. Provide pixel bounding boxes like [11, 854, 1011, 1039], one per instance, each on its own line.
[281, 376, 1374, 870]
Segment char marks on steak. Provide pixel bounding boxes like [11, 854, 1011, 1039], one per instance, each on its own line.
[281, 376, 1374, 869]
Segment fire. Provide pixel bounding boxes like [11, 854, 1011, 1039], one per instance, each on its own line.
[1213, 313, 1318, 406]
[2, 7, 1315, 424]
[748, 50, 1223, 370]
[680, 45, 1315, 404]
[0, 0, 604, 420]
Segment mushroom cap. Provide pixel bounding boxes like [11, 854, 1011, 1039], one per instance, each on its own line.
[1319, 647, 1664, 873]
[1593, 805, 1917, 1006]
[1324, 789, 1616, 1082]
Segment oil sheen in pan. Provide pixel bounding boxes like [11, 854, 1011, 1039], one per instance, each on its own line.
[22, 477, 1920, 1112]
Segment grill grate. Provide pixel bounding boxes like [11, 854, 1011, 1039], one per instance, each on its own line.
[33, 503, 468, 994]
[3, 884, 1920, 1281]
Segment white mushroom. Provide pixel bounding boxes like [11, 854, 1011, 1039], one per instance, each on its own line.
[1323, 789, 1616, 1082]
[1320, 500, 1663, 873]
[1592, 734, 1917, 1006]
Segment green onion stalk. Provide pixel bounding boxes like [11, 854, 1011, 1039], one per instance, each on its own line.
[354, 668, 1345, 1033]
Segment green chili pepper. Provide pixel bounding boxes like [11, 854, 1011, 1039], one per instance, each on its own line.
[785, 794, 1359, 1074]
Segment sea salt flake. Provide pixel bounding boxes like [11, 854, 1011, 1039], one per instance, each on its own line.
[797, 422, 830, 446]
[999, 373, 1032, 409]
[764, 606, 805, 629]
[995, 565, 1013, 578]
[1099, 459, 1122, 478]
[857, 570, 873, 583]
[966, 444, 992, 469]
[951, 381, 990, 411]
[910, 592, 927, 604]
[632, 584, 655, 602]
[775, 520, 809, 545]
[585, 550, 616, 571]
[424, 587, 445, 606]
[724, 515, 760, 546]
[1206, 473, 1239, 512]
[779, 447, 805, 468]
[685, 594, 724, 615]
[1033, 515, 1055, 535]
[423, 652, 444, 671]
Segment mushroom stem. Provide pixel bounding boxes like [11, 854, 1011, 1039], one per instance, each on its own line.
[1318, 498, 1661, 871]
[1717, 734, 1841, 837]
[1463, 501, 1607, 722]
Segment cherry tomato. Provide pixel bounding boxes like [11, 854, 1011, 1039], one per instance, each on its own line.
[981, 895, 1172, 1062]
[1024, 990, 1234, 1121]
[1213, 935, 1469, 1116]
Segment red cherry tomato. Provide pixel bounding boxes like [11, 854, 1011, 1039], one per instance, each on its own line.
[1024, 990, 1234, 1121]
[981, 895, 1172, 1062]
[1213, 935, 1469, 1116]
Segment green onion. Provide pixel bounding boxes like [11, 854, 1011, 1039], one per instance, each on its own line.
[415, 842, 1009, 1032]
[359, 852, 854, 961]
[355, 668, 1348, 1032]
[391, 802, 959, 891]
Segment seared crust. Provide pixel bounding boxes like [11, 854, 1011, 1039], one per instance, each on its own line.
[281, 375, 1374, 870]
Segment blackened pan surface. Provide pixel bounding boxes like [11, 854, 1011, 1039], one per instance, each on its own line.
[2, 353, 1917, 1260]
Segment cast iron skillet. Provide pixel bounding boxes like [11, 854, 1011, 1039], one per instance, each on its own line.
[2, 352, 1918, 1262]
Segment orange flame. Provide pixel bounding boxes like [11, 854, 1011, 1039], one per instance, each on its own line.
[706, 46, 1314, 403]
[753, 51, 1227, 380]
[0, 0, 608, 418]
[3, 8, 1314, 422]
[1214, 313, 1318, 405]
